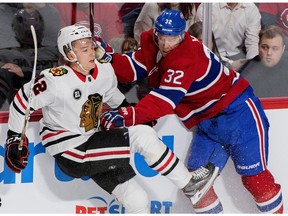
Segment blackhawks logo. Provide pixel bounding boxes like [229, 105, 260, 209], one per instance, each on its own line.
[49, 67, 68, 76]
[80, 93, 103, 132]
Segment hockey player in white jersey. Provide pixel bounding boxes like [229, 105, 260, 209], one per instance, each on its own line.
[4, 24, 219, 213]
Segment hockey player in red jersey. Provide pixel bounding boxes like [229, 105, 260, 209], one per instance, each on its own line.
[4, 24, 219, 213]
[98, 9, 283, 213]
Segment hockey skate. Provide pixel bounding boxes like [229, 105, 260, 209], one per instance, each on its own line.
[182, 162, 220, 205]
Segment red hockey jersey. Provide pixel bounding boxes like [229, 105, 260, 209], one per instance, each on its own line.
[112, 30, 250, 129]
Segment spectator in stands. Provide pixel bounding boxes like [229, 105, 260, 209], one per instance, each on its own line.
[121, 37, 139, 54]
[0, 5, 59, 109]
[196, 3, 261, 71]
[258, 3, 288, 49]
[22, 3, 60, 47]
[2, 4, 60, 72]
[0, 3, 23, 109]
[134, 3, 196, 43]
[188, 21, 221, 59]
[188, 21, 203, 40]
[240, 25, 288, 98]
[119, 3, 144, 38]
[0, 3, 22, 49]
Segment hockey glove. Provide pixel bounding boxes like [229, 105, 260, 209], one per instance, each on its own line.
[93, 36, 114, 63]
[5, 130, 29, 173]
[118, 106, 135, 126]
[100, 110, 124, 130]
[118, 106, 157, 127]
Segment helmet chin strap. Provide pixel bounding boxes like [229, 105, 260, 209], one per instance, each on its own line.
[76, 60, 90, 73]
[68, 51, 90, 73]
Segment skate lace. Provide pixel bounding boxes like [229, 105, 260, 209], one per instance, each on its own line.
[191, 166, 209, 180]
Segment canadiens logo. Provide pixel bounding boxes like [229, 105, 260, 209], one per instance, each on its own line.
[49, 67, 68, 76]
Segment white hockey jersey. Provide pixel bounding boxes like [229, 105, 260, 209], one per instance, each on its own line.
[8, 60, 125, 156]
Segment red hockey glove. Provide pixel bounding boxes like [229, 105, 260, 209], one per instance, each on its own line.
[118, 106, 158, 127]
[93, 36, 114, 63]
[118, 106, 135, 126]
[100, 110, 124, 130]
[5, 130, 29, 173]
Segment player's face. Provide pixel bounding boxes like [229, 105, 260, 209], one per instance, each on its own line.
[259, 35, 285, 68]
[72, 38, 96, 73]
[157, 34, 181, 57]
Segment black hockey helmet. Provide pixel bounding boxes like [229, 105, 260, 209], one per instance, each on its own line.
[12, 9, 44, 46]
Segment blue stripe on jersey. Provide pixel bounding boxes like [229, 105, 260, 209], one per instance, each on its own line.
[257, 192, 282, 213]
[188, 52, 222, 94]
[153, 87, 186, 107]
[125, 52, 147, 80]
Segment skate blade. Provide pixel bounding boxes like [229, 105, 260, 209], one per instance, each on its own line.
[190, 166, 220, 205]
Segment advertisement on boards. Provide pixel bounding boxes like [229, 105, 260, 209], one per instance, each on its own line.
[0, 111, 287, 213]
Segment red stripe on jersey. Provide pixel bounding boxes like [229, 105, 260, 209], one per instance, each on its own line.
[42, 130, 68, 141]
[16, 92, 26, 110]
[246, 98, 267, 170]
[156, 151, 174, 172]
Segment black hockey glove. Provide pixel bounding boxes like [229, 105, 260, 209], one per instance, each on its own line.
[5, 130, 29, 173]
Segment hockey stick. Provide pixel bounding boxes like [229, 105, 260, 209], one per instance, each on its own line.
[89, 3, 94, 36]
[18, 25, 38, 151]
[88, 3, 104, 121]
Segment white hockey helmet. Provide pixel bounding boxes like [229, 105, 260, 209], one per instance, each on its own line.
[57, 24, 92, 62]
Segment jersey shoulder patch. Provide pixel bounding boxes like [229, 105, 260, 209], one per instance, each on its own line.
[49, 67, 68, 76]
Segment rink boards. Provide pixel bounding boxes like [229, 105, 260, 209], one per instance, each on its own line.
[0, 98, 287, 213]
